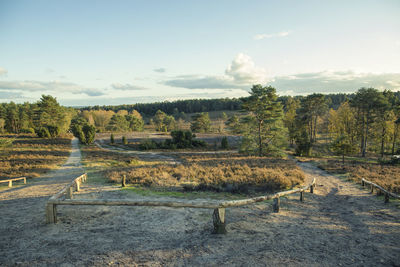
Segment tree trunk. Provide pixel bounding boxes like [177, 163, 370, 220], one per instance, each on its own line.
[392, 124, 398, 155]
[381, 127, 386, 159]
[258, 120, 262, 157]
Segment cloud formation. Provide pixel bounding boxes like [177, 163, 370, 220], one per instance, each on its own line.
[253, 31, 290, 40]
[153, 68, 166, 73]
[271, 71, 400, 94]
[111, 83, 147, 91]
[164, 53, 268, 89]
[0, 67, 8, 76]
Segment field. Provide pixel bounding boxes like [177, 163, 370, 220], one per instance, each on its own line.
[0, 134, 72, 181]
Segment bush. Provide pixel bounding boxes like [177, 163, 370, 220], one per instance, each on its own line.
[36, 127, 51, 138]
[122, 136, 127, 145]
[139, 139, 158, 150]
[47, 125, 61, 138]
[110, 133, 115, 144]
[82, 124, 96, 144]
[221, 136, 229, 149]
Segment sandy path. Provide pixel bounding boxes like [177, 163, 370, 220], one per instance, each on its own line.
[0, 142, 399, 266]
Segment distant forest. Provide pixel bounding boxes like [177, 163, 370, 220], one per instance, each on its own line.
[80, 92, 400, 116]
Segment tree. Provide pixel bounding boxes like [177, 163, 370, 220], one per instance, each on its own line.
[242, 85, 284, 156]
[330, 135, 357, 166]
[34, 95, 68, 134]
[283, 97, 300, 146]
[190, 112, 211, 133]
[153, 110, 176, 132]
[297, 94, 328, 143]
[221, 136, 229, 149]
[350, 88, 387, 157]
[226, 115, 242, 134]
[82, 124, 96, 144]
[328, 101, 357, 149]
[107, 115, 129, 132]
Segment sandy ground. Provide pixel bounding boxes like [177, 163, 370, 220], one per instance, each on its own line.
[0, 139, 400, 266]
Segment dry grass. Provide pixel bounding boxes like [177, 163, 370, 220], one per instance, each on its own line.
[107, 153, 305, 193]
[318, 159, 400, 194]
[0, 134, 72, 180]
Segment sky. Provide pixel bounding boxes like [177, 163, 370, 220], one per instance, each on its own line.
[0, 0, 399, 106]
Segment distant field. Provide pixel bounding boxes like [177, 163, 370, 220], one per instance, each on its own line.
[0, 134, 72, 180]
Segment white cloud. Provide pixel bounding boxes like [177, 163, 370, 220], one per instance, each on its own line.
[164, 53, 268, 89]
[253, 31, 291, 40]
[0, 80, 106, 96]
[111, 83, 147, 91]
[153, 68, 166, 73]
[271, 71, 400, 94]
[0, 67, 8, 76]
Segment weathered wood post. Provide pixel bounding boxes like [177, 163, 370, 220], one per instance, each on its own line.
[370, 185, 374, 193]
[212, 208, 226, 234]
[361, 179, 365, 186]
[76, 180, 80, 192]
[23, 177, 26, 184]
[300, 191, 304, 202]
[66, 186, 73, 199]
[310, 185, 314, 194]
[122, 175, 126, 187]
[8, 180, 12, 187]
[385, 193, 389, 203]
[46, 203, 57, 223]
[273, 197, 280, 213]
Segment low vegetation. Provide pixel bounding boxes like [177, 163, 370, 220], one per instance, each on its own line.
[0, 134, 72, 179]
[107, 154, 305, 194]
[317, 158, 400, 194]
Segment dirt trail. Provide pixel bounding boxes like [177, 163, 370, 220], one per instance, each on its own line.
[1, 142, 400, 266]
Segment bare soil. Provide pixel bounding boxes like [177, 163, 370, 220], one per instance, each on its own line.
[1, 139, 399, 266]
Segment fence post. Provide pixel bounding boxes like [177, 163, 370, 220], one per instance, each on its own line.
[66, 186, 73, 199]
[273, 197, 280, 213]
[8, 180, 12, 187]
[46, 203, 57, 223]
[300, 191, 304, 202]
[212, 208, 226, 234]
[385, 193, 389, 203]
[370, 185, 374, 193]
[122, 175, 126, 187]
[23, 177, 26, 184]
[76, 181, 80, 192]
[310, 185, 314, 194]
[361, 179, 365, 186]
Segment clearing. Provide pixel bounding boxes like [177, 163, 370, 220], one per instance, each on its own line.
[0, 138, 399, 266]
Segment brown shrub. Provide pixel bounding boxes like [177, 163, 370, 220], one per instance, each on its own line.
[106, 154, 305, 193]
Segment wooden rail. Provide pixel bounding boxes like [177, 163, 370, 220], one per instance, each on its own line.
[361, 178, 400, 203]
[46, 173, 87, 223]
[46, 176, 316, 234]
[0, 177, 26, 187]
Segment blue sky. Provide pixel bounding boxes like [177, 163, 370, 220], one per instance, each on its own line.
[0, 0, 399, 106]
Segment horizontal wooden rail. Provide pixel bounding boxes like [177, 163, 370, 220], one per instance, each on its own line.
[361, 178, 400, 203]
[46, 176, 316, 234]
[0, 177, 26, 187]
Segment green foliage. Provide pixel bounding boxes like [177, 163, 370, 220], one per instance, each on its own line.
[107, 114, 129, 132]
[122, 136, 127, 145]
[36, 127, 51, 138]
[225, 115, 242, 134]
[139, 130, 207, 150]
[153, 110, 176, 132]
[47, 125, 61, 138]
[110, 133, 115, 144]
[125, 114, 144, 131]
[330, 135, 358, 163]
[241, 85, 285, 156]
[190, 112, 211, 133]
[82, 124, 96, 144]
[221, 136, 229, 149]
[139, 139, 158, 150]
[295, 129, 312, 157]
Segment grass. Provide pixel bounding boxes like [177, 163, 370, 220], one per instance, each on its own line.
[0, 134, 72, 180]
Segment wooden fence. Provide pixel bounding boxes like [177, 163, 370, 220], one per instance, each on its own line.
[46, 176, 316, 234]
[0, 177, 26, 187]
[361, 178, 400, 203]
[46, 173, 87, 223]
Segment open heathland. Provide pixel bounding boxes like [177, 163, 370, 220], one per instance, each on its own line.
[107, 153, 305, 193]
[0, 134, 72, 180]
